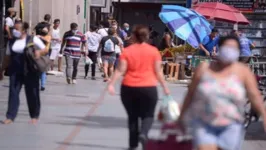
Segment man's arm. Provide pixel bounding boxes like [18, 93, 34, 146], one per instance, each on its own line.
[5, 25, 12, 39]
[199, 44, 210, 56]
[59, 34, 66, 54]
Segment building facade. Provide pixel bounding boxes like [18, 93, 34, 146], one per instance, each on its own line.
[15, 0, 91, 36]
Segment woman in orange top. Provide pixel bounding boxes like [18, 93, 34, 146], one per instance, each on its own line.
[108, 25, 170, 150]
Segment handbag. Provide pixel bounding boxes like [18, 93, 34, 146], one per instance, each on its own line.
[24, 36, 50, 74]
[158, 95, 180, 124]
[146, 124, 193, 150]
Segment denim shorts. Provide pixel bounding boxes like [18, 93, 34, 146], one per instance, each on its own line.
[191, 120, 245, 150]
[102, 55, 116, 65]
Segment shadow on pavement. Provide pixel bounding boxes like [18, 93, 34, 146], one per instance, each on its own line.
[245, 121, 266, 141]
[57, 142, 126, 150]
[45, 115, 161, 130]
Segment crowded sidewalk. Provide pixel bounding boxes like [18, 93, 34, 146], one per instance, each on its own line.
[0, 67, 265, 150]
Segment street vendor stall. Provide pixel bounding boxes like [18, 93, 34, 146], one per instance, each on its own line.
[159, 5, 213, 81]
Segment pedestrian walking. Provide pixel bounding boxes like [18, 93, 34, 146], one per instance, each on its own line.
[98, 28, 120, 82]
[38, 27, 51, 91]
[107, 25, 170, 150]
[0, 22, 47, 124]
[4, 7, 17, 46]
[98, 21, 109, 38]
[50, 19, 62, 71]
[60, 23, 87, 84]
[178, 35, 266, 150]
[84, 25, 101, 80]
[114, 30, 124, 70]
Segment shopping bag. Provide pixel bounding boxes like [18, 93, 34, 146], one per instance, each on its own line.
[158, 95, 180, 123]
[84, 56, 93, 65]
[146, 124, 192, 150]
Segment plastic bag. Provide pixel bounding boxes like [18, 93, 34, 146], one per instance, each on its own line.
[158, 95, 180, 123]
[84, 56, 93, 65]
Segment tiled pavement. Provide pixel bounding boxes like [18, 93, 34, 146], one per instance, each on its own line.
[0, 68, 265, 150]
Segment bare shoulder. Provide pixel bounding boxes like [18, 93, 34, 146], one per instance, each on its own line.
[234, 62, 253, 80]
[194, 62, 209, 79]
[234, 62, 251, 73]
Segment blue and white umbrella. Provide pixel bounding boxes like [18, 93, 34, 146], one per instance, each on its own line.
[159, 5, 213, 48]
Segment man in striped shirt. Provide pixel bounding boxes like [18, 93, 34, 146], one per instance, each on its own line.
[60, 23, 87, 84]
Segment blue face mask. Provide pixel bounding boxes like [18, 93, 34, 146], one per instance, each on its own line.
[12, 29, 22, 38]
[125, 27, 129, 31]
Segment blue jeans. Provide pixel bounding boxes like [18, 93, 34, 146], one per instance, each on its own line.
[40, 72, 46, 88]
[192, 120, 245, 150]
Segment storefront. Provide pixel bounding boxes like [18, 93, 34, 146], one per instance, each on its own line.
[90, 0, 112, 25]
[112, 0, 186, 36]
[191, 0, 266, 52]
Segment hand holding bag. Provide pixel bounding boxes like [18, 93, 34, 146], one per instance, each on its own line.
[158, 95, 180, 124]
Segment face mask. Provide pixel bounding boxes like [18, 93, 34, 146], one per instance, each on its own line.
[125, 27, 129, 31]
[113, 25, 117, 29]
[72, 30, 78, 34]
[12, 29, 22, 38]
[217, 46, 240, 64]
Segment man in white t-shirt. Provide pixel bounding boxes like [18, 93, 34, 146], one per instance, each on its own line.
[5, 8, 16, 46]
[50, 19, 62, 71]
[97, 21, 109, 38]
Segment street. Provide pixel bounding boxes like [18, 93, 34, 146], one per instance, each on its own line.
[0, 68, 266, 150]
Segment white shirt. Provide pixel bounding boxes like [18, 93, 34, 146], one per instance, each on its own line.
[97, 28, 108, 38]
[85, 31, 102, 52]
[115, 36, 123, 54]
[6, 36, 46, 55]
[5, 17, 14, 27]
[51, 28, 61, 49]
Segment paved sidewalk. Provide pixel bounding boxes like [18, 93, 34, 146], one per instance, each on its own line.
[0, 69, 265, 150]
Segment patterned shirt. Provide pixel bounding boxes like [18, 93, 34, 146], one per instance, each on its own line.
[63, 30, 86, 58]
[190, 71, 246, 126]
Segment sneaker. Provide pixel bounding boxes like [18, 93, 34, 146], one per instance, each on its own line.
[84, 76, 88, 79]
[40, 87, 45, 91]
[91, 76, 96, 80]
[72, 79, 77, 84]
[66, 78, 71, 84]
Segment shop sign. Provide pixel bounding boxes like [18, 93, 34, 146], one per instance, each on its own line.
[192, 0, 266, 13]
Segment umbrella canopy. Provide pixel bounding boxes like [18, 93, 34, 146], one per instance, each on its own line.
[193, 2, 249, 25]
[159, 5, 213, 48]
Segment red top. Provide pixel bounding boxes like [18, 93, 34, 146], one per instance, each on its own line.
[120, 43, 162, 87]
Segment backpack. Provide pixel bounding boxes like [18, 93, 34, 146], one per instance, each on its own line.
[24, 36, 50, 74]
[103, 38, 115, 52]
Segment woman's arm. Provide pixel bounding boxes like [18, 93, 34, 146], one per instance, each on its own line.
[178, 63, 205, 121]
[154, 61, 169, 94]
[244, 66, 266, 120]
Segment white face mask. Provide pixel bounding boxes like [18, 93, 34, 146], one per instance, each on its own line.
[217, 46, 240, 64]
[12, 29, 22, 38]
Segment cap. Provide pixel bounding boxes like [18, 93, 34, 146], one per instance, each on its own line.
[8, 7, 16, 13]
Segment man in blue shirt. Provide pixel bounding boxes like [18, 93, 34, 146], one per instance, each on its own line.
[238, 31, 255, 56]
[199, 28, 219, 56]
[235, 30, 255, 63]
